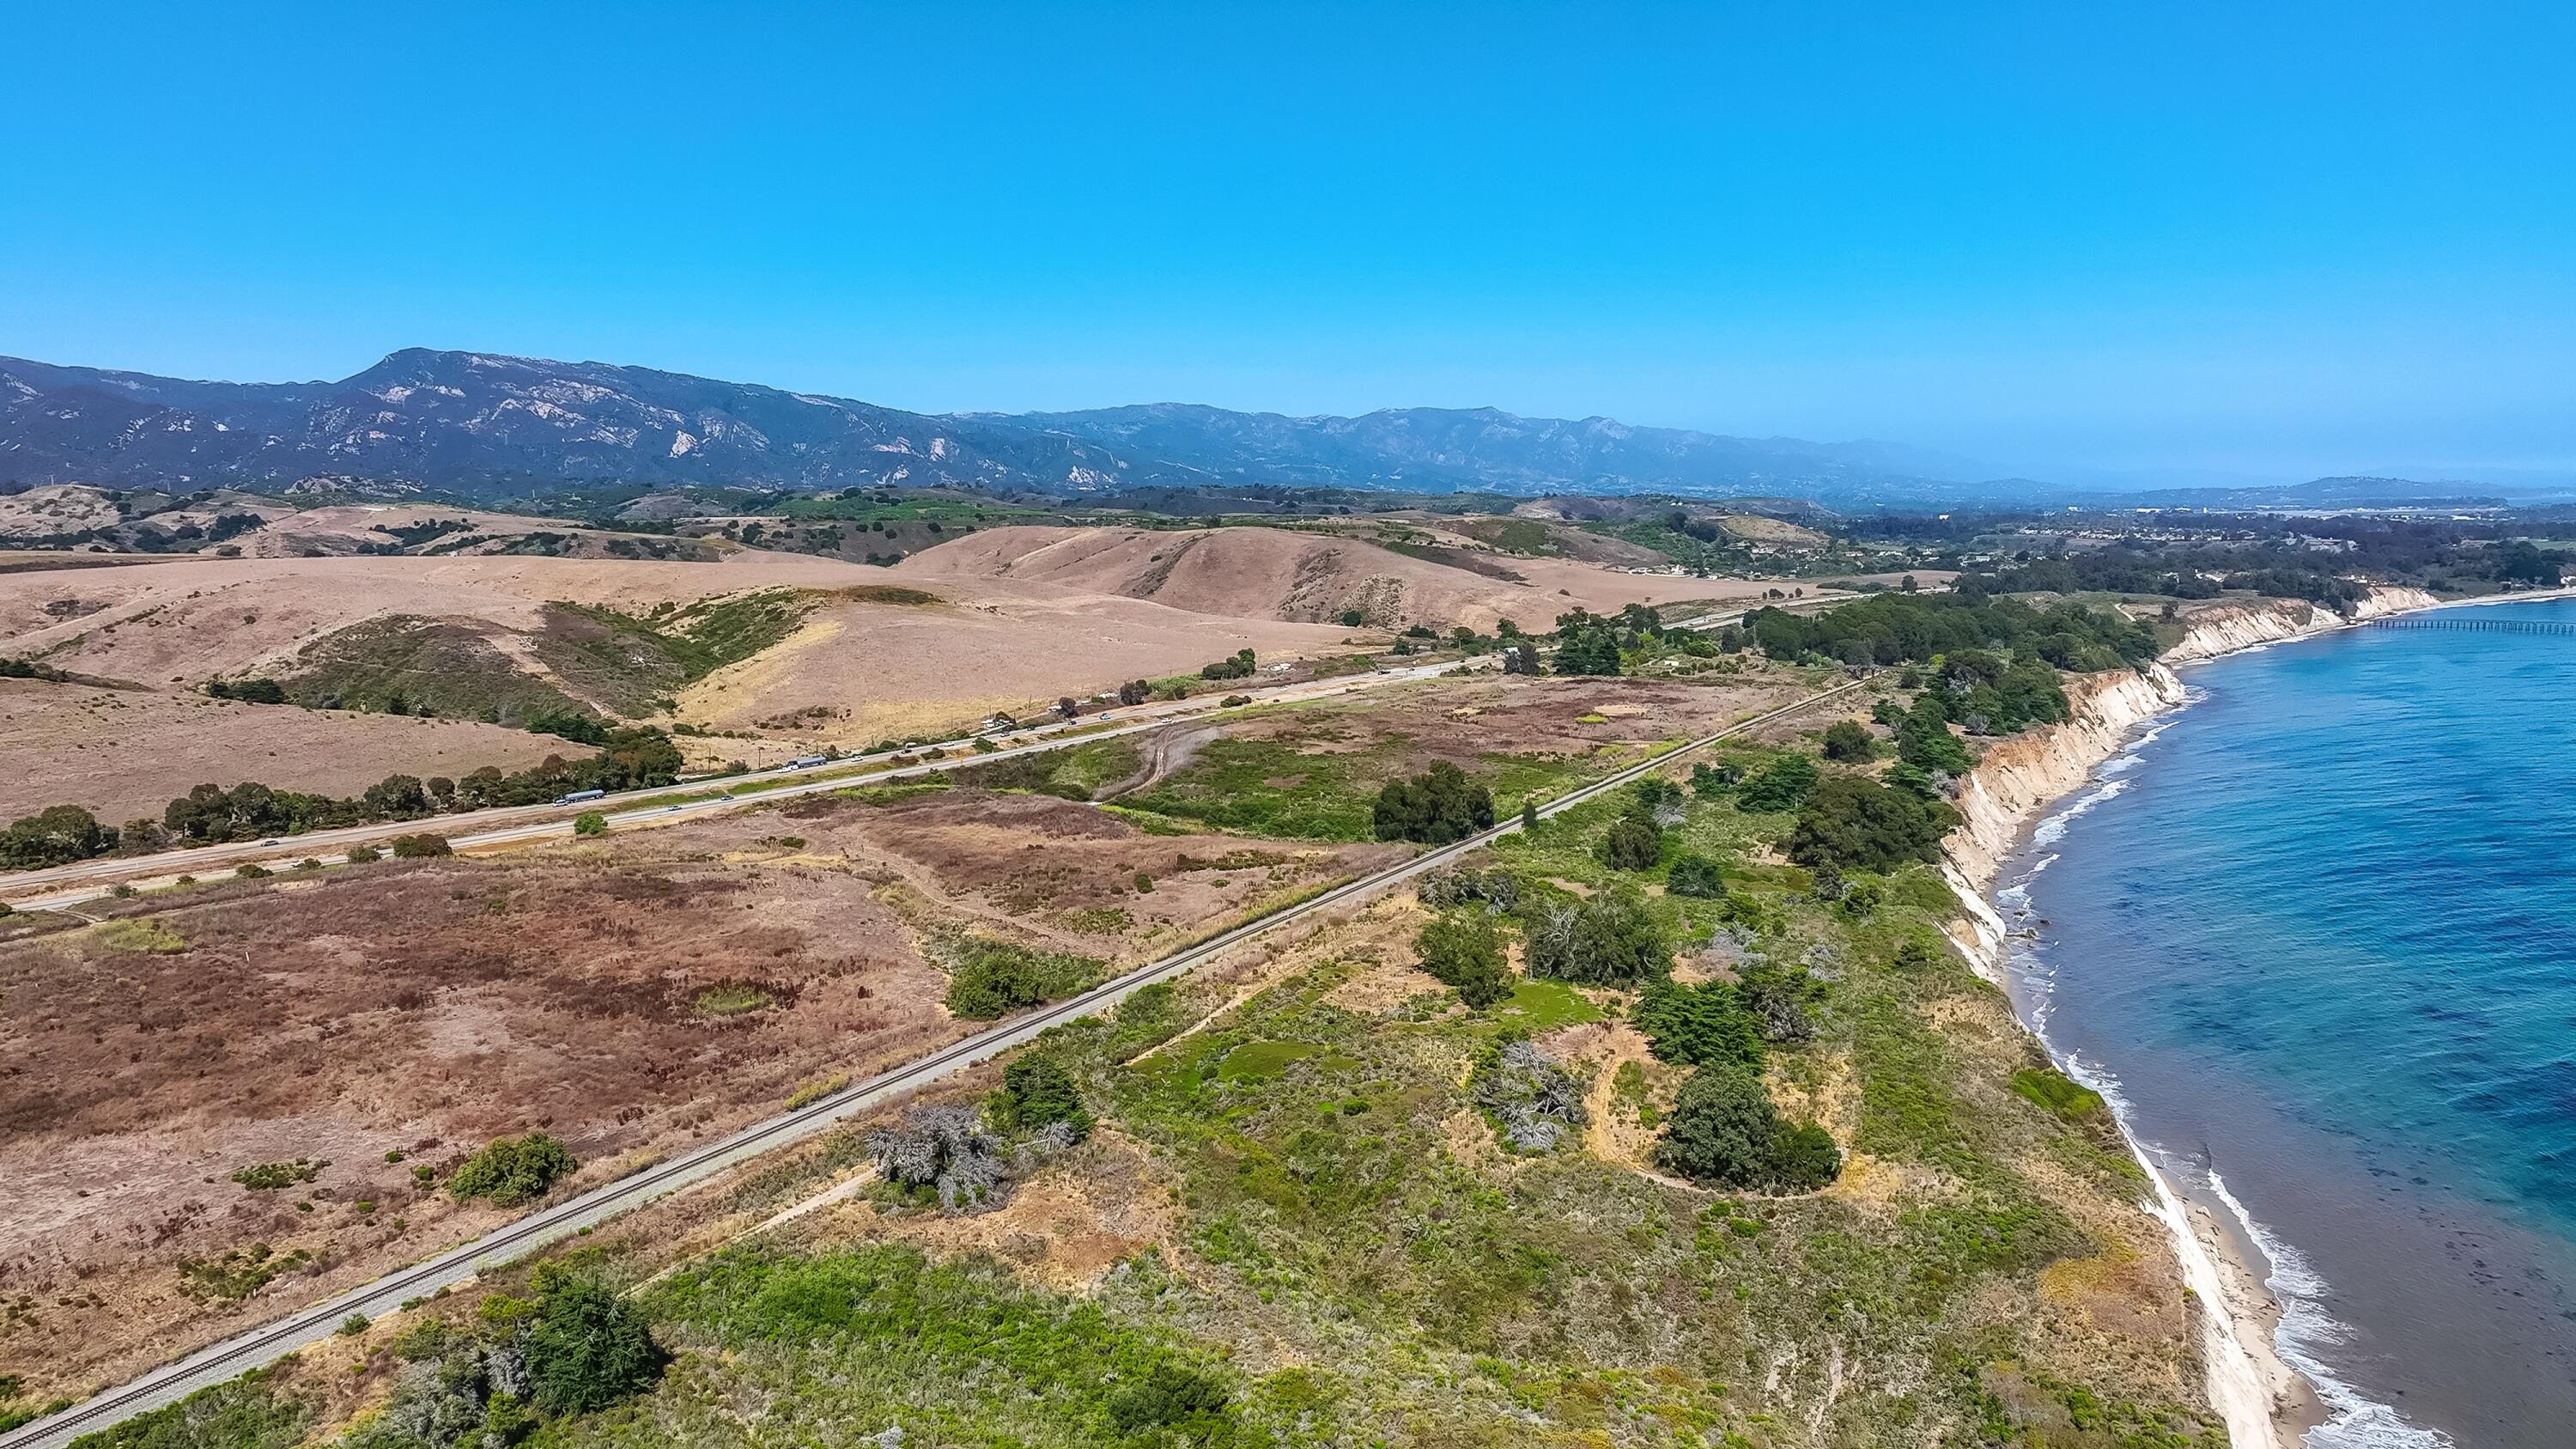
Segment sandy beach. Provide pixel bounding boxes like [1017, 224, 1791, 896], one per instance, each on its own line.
[1926, 583, 2576, 1447]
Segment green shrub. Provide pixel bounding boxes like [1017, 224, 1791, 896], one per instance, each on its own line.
[1666, 852, 1726, 898]
[526, 1264, 665, 1415]
[1370, 761, 1495, 844]
[1598, 814, 1662, 871]
[945, 939, 1100, 1019]
[343, 844, 380, 863]
[447, 1132, 579, 1206]
[1735, 754, 1820, 813]
[389, 833, 453, 859]
[1688, 760, 1739, 797]
[1653, 1064, 1840, 1191]
[1632, 980, 1763, 1068]
[573, 811, 607, 837]
[1821, 720, 1876, 762]
[1522, 890, 1669, 987]
[1413, 910, 1513, 1008]
[230, 1159, 323, 1191]
[1786, 776, 1957, 874]
[1106, 1364, 1232, 1438]
[994, 1057, 1092, 1141]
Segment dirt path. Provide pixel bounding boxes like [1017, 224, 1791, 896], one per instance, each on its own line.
[1093, 721, 1221, 801]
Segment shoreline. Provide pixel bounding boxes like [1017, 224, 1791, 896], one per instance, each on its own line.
[1933, 582, 2576, 1447]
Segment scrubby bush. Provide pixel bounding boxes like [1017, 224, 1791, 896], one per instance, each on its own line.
[871, 1104, 1010, 1211]
[343, 843, 380, 864]
[1413, 910, 1513, 1008]
[1416, 864, 1519, 913]
[993, 1057, 1092, 1141]
[945, 938, 1098, 1019]
[1737, 962, 1824, 1043]
[1106, 1365, 1233, 1440]
[448, 1133, 579, 1206]
[1632, 980, 1764, 1069]
[1688, 760, 1739, 797]
[1522, 890, 1669, 987]
[1471, 1038, 1589, 1151]
[1821, 720, 1876, 762]
[1666, 852, 1726, 898]
[389, 833, 453, 859]
[525, 1264, 665, 1415]
[572, 812, 606, 837]
[1735, 754, 1820, 813]
[1370, 761, 1494, 844]
[208, 678, 289, 704]
[1599, 814, 1662, 871]
[1786, 776, 1957, 874]
[1653, 1063, 1841, 1191]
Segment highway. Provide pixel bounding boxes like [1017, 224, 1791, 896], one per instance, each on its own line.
[0, 673, 1856, 1449]
[3, 606, 1783, 913]
[0, 656, 1491, 912]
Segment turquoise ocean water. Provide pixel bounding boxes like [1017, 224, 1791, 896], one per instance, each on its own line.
[1998, 597, 2576, 1447]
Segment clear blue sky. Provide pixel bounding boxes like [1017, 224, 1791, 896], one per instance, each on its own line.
[6, 2, 2571, 484]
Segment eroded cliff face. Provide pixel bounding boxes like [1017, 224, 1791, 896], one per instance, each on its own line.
[1932, 587, 2437, 1449]
[2158, 586, 2438, 665]
[1938, 587, 2437, 970]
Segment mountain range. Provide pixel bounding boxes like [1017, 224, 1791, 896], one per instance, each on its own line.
[0, 348, 2531, 511]
[0, 348, 1999, 508]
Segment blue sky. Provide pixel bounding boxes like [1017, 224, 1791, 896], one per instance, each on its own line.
[5, 2, 2571, 484]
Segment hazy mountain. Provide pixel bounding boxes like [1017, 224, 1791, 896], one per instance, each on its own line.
[0, 349, 1988, 506]
[1004, 402, 1978, 502]
[0, 349, 1136, 498]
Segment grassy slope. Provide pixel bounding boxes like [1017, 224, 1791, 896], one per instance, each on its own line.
[71, 675, 2219, 1449]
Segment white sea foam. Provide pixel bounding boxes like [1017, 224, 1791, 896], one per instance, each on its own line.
[2202, 1172, 2453, 1449]
[1988, 679, 2444, 1449]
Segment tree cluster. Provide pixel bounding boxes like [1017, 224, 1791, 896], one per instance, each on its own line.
[1654, 1064, 1841, 1192]
[1785, 776, 1958, 874]
[1522, 890, 1670, 986]
[1370, 761, 1495, 844]
[1413, 910, 1513, 1008]
[1745, 593, 2156, 673]
[1199, 648, 1257, 680]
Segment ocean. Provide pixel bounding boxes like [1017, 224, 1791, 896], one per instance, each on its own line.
[1996, 597, 2576, 1447]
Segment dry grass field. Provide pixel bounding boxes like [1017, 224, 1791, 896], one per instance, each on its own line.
[892, 523, 1771, 630]
[0, 678, 569, 825]
[0, 778, 1401, 1397]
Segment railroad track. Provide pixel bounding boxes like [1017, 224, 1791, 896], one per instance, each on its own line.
[3, 677, 1862, 1449]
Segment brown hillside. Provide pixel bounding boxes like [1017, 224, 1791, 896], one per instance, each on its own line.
[894, 524, 1766, 630]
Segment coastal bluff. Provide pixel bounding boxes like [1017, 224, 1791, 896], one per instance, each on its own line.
[1943, 584, 2439, 899]
[1932, 582, 2439, 1449]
